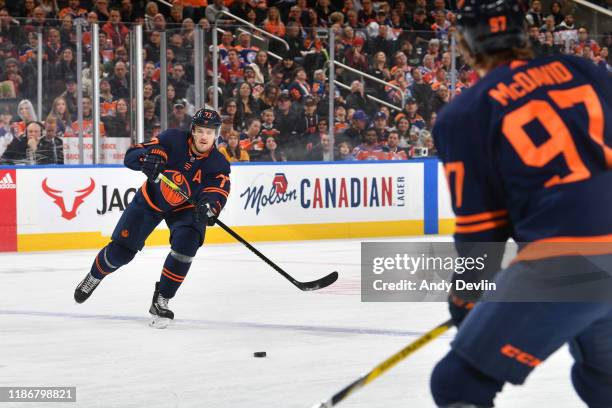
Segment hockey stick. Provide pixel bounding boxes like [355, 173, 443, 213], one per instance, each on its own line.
[312, 319, 454, 407]
[156, 173, 339, 291]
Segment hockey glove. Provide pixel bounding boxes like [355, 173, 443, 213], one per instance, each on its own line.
[142, 146, 168, 182]
[448, 293, 475, 328]
[194, 200, 218, 226]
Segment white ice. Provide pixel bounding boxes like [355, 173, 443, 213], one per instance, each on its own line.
[0, 237, 583, 407]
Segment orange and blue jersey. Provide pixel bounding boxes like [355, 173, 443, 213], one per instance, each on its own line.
[434, 54, 611, 259]
[124, 128, 231, 215]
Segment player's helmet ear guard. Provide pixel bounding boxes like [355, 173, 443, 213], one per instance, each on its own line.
[457, 0, 528, 56]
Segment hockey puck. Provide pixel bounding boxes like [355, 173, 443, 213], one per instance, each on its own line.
[253, 351, 267, 358]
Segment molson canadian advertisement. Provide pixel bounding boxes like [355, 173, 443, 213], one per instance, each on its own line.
[4, 160, 449, 252]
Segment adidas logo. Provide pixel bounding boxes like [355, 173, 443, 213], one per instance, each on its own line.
[0, 172, 16, 189]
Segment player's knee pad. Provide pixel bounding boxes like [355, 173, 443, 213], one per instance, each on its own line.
[170, 228, 201, 258]
[572, 363, 612, 408]
[106, 241, 137, 267]
[431, 350, 503, 408]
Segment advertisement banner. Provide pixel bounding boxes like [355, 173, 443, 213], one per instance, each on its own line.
[13, 161, 432, 251]
[63, 138, 132, 164]
[0, 168, 16, 251]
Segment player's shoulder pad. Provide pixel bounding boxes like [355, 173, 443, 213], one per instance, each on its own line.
[158, 128, 190, 146]
[208, 148, 231, 174]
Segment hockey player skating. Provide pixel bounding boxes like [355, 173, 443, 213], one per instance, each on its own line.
[431, 1, 612, 407]
[74, 108, 230, 328]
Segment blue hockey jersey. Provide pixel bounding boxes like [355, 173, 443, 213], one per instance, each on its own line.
[434, 55, 612, 260]
[124, 129, 231, 215]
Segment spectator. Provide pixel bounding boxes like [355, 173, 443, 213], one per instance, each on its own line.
[169, 32, 190, 64]
[21, 0, 36, 19]
[359, 0, 376, 26]
[102, 8, 129, 47]
[340, 109, 368, 146]
[239, 116, 263, 152]
[0, 8, 23, 47]
[219, 132, 250, 162]
[169, 63, 190, 99]
[255, 135, 287, 162]
[345, 80, 370, 115]
[260, 108, 281, 141]
[235, 82, 259, 130]
[93, 0, 111, 22]
[155, 83, 177, 117]
[11, 99, 37, 139]
[108, 61, 130, 99]
[337, 141, 353, 161]
[549, 1, 564, 26]
[396, 97, 426, 129]
[272, 55, 297, 88]
[67, 95, 106, 138]
[103, 98, 131, 138]
[274, 92, 300, 139]
[45, 29, 64, 65]
[49, 96, 73, 133]
[575, 26, 601, 56]
[0, 108, 13, 156]
[143, 82, 156, 104]
[409, 68, 433, 117]
[144, 1, 159, 30]
[431, 85, 449, 113]
[99, 78, 117, 117]
[352, 127, 385, 161]
[37, 116, 64, 165]
[1, 58, 24, 99]
[526, 0, 544, 28]
[1, 121, 43, 164]
[224, 49, 245, 86]
[59, 75, 78, 118]
[59, 0, 88, 22]
[395, 116, 412, 148]
[168, 99, 191, 130]
[206, 0, 228, 23]
[143, 100, 159, 141]
[306, 132, 335, 161]
[263, 7, 286, 37]
[372, 111, 390, 141]
[288, 67, 312, 103]
[410, 8, 434, 46]
[253, 51, 272, 84]
[383, 130, 408, 160]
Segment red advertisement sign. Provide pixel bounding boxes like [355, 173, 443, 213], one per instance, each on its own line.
[0, 169, 17, 251]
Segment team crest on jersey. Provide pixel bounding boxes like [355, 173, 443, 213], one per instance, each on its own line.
[160, 170, 191, 206]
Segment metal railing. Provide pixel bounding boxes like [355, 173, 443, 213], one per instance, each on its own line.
[332, 60, 406, 110]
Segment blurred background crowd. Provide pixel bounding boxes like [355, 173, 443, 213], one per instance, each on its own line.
[0, 0, 609, 164]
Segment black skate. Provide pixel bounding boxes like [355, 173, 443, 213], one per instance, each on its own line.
[74, 273, 102, 303]
[148, 281, 174, 329]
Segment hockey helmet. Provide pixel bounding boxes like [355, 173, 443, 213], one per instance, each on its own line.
[191, 108, 222, 131]
[457, 0, 528, 56]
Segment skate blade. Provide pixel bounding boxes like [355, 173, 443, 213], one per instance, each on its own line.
[148, 314, 171, 329]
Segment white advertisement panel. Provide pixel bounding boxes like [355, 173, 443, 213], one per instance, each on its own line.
[223, 163, 424, 226]
[16, 161, 425, 241]
[63, 138, 132, 164]
[437, 161, 454, 220]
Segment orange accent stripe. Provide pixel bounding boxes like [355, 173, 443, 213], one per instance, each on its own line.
[204, 187, 229, 197]
[455, 219, 508, 234]
[95, 254, 111, 275]
[140, 183, 163, 212]
[456, 210, 508, 225]
[513, 234, 612, 262]
[150, 148, 168, 161]
[162, 267, 185, 282]
[510, 60, 528, 69]
[162, 270, 183, 282]
[172, 204, 195, 212]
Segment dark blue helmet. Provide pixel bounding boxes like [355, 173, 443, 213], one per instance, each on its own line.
[191, 108, 222, 131]
[457, 0, 528, 56]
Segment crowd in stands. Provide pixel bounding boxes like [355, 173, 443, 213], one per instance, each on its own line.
[0, 0, 608, 164]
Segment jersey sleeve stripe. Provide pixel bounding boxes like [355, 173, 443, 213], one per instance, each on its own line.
[456, 210, 509, 225]
[455, 219, 509, 234]
[513, 234, 612, 262]
[203, 187, 229, 198]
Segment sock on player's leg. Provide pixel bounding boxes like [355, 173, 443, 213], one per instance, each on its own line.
[90, 241, 136, 280]
[159, 249, 193, 298]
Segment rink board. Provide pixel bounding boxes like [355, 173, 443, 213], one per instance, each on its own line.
[0, 160, 454, 252]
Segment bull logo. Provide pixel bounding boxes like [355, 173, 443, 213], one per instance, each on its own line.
[272, 173, 288, 195]
[160, 170, 190, 206]
[42, 178, 96, 220]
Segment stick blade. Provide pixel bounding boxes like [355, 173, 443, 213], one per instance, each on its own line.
[297, 271, 339, 291]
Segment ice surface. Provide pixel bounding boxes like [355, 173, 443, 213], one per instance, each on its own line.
[0, 237, 582, 407]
